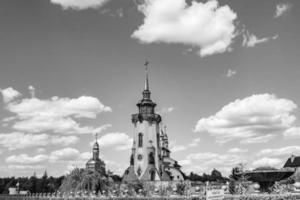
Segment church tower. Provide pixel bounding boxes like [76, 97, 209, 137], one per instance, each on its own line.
[122, 62, 185, 182]
[129, 63, 162, 181]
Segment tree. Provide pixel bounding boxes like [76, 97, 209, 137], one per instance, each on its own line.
[60, 168, 108, 193]
[211, 169, 222, 182]
[60, 168, 85, 192]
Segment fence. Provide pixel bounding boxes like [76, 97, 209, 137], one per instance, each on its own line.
[2, 194, 300, 200]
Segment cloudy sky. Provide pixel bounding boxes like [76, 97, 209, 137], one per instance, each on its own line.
[0, 0, 299, 177]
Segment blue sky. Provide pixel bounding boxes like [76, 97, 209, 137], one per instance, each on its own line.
[0, 0, 299, 177]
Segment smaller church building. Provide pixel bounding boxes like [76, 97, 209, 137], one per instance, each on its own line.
[86, 135, 106, 175]
[122, 67, 185, 182]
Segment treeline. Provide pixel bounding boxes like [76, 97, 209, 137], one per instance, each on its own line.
[0, 171, 64, 194]
[0, 168, 228, 194]
[186, 169, 229, 183]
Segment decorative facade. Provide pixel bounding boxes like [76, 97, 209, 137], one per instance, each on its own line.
[86, 135, 106, 175]
[122, 65, 185, 182]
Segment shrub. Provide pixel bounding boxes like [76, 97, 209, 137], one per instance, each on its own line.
[228, 179, 235, 194]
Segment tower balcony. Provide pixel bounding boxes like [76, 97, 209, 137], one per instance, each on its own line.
[131, 113, 161, 124]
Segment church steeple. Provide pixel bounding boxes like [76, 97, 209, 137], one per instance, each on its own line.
[124, 61, 184, 182]
[132, 61, 161, 124]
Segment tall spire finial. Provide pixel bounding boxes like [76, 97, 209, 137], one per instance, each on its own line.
[95, 133, 98, 142]
[144, 59, 150, 91]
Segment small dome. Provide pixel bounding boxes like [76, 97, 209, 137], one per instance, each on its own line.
[86, 158, 96, 165]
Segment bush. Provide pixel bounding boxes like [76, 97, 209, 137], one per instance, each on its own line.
[228, 179, 235, 194]
[176, 182, 186, 195]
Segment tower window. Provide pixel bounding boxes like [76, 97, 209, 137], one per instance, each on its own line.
[150, 170, 155, 181]
[138, 133, 143, 147]
[149, 152, 155, 164]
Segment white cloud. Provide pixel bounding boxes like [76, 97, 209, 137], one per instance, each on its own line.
[132, 0, 237, 57]
[28, 85, 35, 98]
[283, 127, 300, 139]
[170, 138, 200, 153]
[0, 132, 79, 150]
[258, 146, 300, 157]
[50, 0, 109, 10]
[0, 132, 49, 150]
[100, 8, 124, 18]
[51, 135, 79, 146]
[2, 117, 16, 123]
[227, 148, 248, 154]
[180, 152, 245, 175]
[169, 137, 201, 153]
[0, 87, 21, 103]
[65, 151, 94, 172]
[79, 152, 91, 160]
[240, 134, 274, 144]
[49, 147, 80, 163]
[252, 157, 282, 168]
[8, 165, 45, 170]
[98, 132, 133, 151]
[37, 148, 46, 153]
[3, 87, 111, 135]
[171, 145, 186, 153]
[274, 3, 292, 18]
[226, 69, 237, 77]
[6, 154, 48, 165]
[242, 31, 278, 48]
[188, 137, 201, 147]
[195, 94, 297, 144]
[161, 107, 176, 114]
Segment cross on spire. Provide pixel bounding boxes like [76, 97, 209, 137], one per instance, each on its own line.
[144, 59, 150, 91]
[95, 133, 98, 142]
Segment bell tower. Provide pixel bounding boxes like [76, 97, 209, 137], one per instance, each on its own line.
[131, 61, 162, 181]
[122, 61, 185, 183]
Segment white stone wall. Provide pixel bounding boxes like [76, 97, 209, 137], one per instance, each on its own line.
[133, 120, 161, 179]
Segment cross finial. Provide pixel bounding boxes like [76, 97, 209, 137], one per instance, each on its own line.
[144, 59, 150, 70]
[144, 59, 150, 91]
[95, 133, 98, 142]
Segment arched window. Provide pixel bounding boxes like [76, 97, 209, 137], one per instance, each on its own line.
[138, 133, 143, 147]
[149, 152, 155, 164]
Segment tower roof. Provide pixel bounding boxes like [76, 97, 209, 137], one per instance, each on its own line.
[138, 60, 155, 105]
[284, 155, 300, 168]
[132, 61, 161, 123]
[141, 60, 152, 101]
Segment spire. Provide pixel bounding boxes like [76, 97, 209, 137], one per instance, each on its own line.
[142, 60, 151, 100]
[144, 59, 150, 91]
